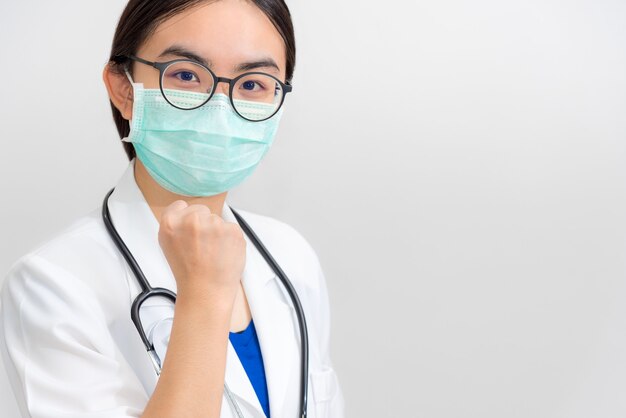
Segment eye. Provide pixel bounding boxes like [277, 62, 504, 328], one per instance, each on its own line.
[242, 80, 259, 91]
[235, 74, 282, 102]
[175, 71, 198, 82]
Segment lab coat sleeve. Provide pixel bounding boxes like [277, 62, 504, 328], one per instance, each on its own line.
[0, 253, 148, 418]
[311, 253, 346, 418]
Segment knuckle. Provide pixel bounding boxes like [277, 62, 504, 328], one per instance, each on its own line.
[165, 200, 187, 214]
[188, 203, 209, 212]
[160, 214, 175, 231]
[183, 211, 204, 229]
[209, 214, 225, 227]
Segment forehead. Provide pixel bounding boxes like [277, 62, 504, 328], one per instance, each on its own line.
[137, 0, 286, 74]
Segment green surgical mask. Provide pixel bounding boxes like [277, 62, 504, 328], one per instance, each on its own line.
[121, 76, 283, 197]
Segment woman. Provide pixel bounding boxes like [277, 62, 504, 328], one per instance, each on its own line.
[0, 0, 344, 417]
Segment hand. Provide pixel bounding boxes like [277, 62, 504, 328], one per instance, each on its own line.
[157, 200, 246, 299]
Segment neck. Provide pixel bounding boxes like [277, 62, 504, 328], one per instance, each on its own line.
[133, 158, 228, 222]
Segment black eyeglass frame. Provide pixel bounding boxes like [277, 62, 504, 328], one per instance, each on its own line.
[113, 54, 293, 122]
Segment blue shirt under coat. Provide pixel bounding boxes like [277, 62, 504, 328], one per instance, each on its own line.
[229, 319, 270, 417]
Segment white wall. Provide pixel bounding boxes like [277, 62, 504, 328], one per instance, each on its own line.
[1, 1, 626, 417]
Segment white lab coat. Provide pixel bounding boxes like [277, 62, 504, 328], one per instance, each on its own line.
[0, 158, 345, 418]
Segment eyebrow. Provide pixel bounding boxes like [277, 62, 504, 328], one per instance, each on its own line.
[158, 45, 281, 74]
[234, 58, 280, 74]
[158, 45, 209, 66]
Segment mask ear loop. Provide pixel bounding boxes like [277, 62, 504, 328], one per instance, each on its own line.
[121, 69, 139, 144]
[124, 69, 136, 98]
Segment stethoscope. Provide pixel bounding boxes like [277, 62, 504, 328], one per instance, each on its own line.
[101, 187, 309, 418]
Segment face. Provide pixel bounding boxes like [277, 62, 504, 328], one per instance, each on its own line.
[107, 0, 287, 120]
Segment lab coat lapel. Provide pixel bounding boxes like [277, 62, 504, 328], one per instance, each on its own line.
[222, 205, 300, 418]
[107, 159, 177, 294]
[224, 342, 264, 416]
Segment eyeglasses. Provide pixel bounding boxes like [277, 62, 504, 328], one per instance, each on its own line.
[113, 54, 292, 122]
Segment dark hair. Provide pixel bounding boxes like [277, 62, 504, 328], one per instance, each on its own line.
[107, 0, 296, 161]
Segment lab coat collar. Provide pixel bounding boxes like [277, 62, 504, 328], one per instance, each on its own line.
[107, 158, 299, 418]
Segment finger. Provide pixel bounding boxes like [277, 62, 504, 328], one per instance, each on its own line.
[161, 200, 188, 220]
[181, 204, 212, 217]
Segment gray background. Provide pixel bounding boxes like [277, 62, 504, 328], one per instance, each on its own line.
[1, 0, 626, 417]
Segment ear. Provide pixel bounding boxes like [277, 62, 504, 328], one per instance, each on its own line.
[102, 63, 134, 120]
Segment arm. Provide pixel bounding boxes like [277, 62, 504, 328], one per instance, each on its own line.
[142, 200, 244, 417]
[140, 289, 233, 418]
[0, 255, 149, 418]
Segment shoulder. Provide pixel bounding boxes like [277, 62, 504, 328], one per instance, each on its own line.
[0, 206, 131, 359]
[1, 207, 124, 312]
[232, 207, 317, 253]
[5, 207, 110, 266]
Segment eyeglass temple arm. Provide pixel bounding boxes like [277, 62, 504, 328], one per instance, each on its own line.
[112, 54, 157, 69]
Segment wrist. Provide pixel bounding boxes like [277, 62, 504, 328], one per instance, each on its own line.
[176, 283, 238, 311]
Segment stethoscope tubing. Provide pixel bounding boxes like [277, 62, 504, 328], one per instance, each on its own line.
[102, 187, 309, 417]
[231, 204, 309, 418]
